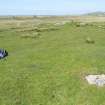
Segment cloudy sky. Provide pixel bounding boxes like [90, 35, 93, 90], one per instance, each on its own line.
[0, 0, 105, 15]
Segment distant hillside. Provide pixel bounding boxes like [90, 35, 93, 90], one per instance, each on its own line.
[84, 12, 105, 16]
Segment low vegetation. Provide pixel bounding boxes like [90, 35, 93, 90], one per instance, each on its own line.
[0, 16, 105, 105]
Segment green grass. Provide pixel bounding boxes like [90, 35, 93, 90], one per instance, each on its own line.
[0, 21, 105, 105]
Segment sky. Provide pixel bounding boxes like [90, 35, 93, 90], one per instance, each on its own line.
[0, 0, 105, 15]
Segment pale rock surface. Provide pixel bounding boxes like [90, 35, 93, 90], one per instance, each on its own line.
[85, 75, 105, 87]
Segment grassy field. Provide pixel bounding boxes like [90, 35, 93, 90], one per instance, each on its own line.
[0, 16, 105, 105]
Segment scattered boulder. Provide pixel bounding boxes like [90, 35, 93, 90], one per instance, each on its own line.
[80, 23, 88, 26]
[0, 49, 8, 59]
[76, 23, 88, 27]
[86, 37, 95, 44]
[85, 75, 105, 87]
[98, 25, 103, 28]
[21, 33, 40, 38]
